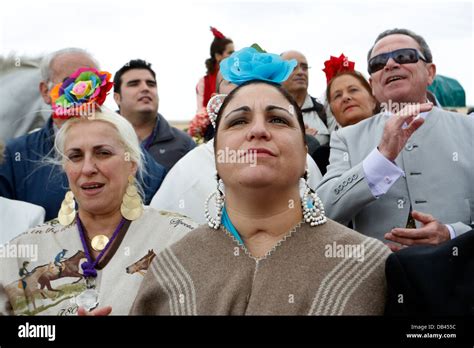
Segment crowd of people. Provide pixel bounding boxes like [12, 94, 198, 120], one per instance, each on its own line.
[0, 26, 473, 316]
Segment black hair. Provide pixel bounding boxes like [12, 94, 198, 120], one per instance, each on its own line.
[113, 59, 156, 94]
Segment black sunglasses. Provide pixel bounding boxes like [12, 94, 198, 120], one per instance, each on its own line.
[368, 48, 428, 74]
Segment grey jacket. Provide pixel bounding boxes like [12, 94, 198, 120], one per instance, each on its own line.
[316, 107, 474, 240]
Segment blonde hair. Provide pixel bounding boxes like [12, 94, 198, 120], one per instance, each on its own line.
[54, 107, 145, 181]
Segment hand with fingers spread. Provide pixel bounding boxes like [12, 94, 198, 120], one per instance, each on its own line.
[378, 102, 433, 161]
[384, 210, 450, 249]
[77, 306, 112, 316]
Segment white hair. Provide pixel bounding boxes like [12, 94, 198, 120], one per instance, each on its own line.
[39, 48, 100, 82]
[53, 107, 145, 193]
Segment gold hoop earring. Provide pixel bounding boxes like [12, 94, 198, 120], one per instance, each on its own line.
[58, 191, 76, 226]
[121, 176, 143, 221]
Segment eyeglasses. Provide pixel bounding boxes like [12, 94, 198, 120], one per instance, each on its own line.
[296, 63, 310, 72]
[368, 48, 428, 74]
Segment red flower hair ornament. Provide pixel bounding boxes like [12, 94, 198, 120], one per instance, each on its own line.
[210, 26, 226, 39]
[322, 54, 355, 84]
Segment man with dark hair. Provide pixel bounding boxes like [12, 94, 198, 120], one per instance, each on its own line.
[113, 59, 156, 94]
[317, 28, 473, 248]
[114, 59, 195, 171]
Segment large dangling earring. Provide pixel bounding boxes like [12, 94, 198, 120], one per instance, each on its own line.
[121, 175, 144, 221]
[58, 191, 76, 226]
[205, 173, 224, 229]
[301, 170, 327, 226]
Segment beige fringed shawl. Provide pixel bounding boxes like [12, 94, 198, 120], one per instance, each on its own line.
[130, 218, 390, 315]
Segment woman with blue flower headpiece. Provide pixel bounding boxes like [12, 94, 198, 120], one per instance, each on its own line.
[151, 46, 323, 225]
[131, 47, 390, 316]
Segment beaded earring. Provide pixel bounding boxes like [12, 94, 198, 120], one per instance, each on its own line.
[205, 173, 225, 229]
[301, 170, 327, 226]
[207, 94, 227, 128]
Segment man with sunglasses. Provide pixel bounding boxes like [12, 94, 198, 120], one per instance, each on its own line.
[317, 28, 473, 250]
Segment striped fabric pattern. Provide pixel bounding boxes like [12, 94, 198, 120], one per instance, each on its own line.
[150, 248, 197, 315]
[309, 238, 389, 315]
[131, 221, 389, 316]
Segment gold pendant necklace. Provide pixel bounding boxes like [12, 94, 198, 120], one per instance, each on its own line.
[90, 235, 110, 252]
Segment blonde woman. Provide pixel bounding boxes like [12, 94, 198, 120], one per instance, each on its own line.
[0, 69, 196, 315]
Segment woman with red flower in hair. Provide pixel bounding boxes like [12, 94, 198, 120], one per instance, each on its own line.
[324, 54, 379, 128]
[189, 27, 234, 143]
[313, 54, 380, 175]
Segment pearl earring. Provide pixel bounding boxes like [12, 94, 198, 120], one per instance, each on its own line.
[205, 173, 224, 229]
[301, 170, 327, 226]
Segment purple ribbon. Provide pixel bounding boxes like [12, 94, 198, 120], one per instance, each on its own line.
[77, 214, 126, 278]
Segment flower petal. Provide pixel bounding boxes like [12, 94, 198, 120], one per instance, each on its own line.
[220, 47, 297, 86]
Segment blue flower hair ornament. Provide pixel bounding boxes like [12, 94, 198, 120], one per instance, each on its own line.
[220, 47, 297, 86]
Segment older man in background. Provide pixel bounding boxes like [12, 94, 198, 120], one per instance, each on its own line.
[317, 28, 473, 249]
[281, 50, 335, 146]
